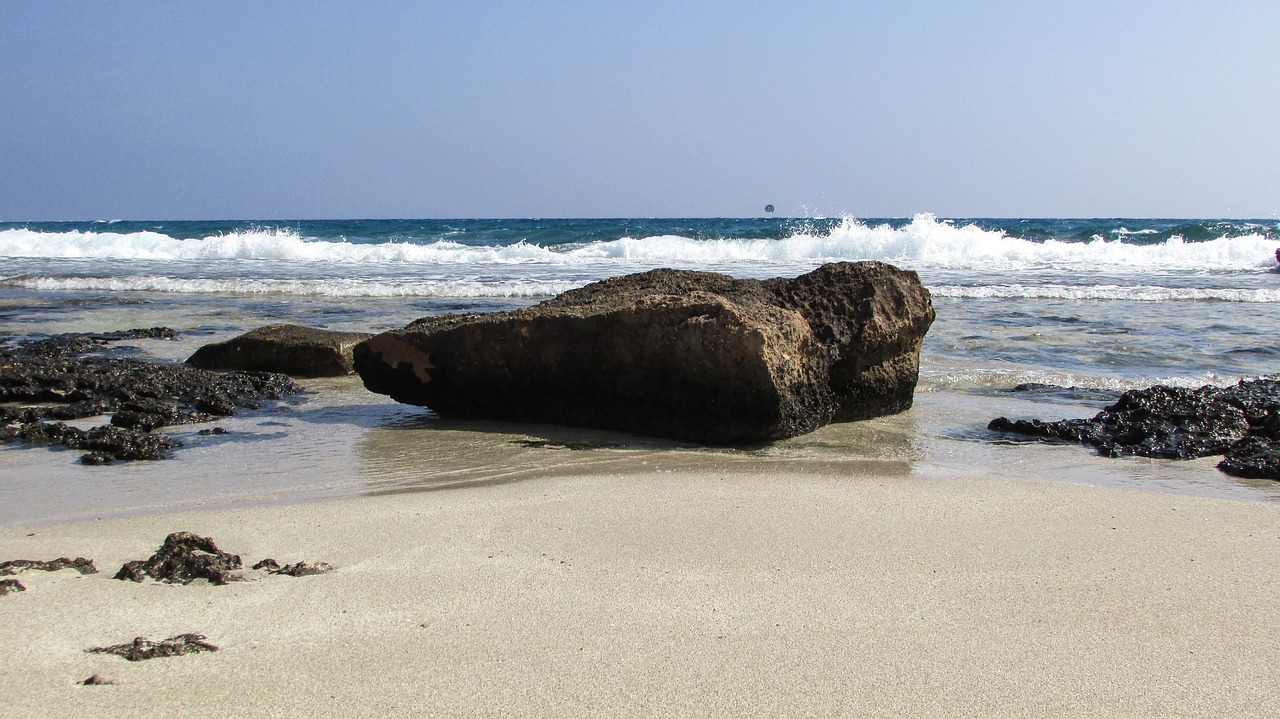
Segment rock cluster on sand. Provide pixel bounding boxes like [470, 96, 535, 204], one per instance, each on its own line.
[0, 557, 99, 597]
[186, 323, 372, 377]
[989, 378, 1280, 479]
[115, 531, 244, 585]
[0, 329, 299, 463]
[354, 262, 935, 444]
[114, 531, 334, 585]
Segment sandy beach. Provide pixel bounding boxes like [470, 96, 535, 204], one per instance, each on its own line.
[2, 469, 1277, 718]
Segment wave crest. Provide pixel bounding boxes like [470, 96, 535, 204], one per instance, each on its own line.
[1, 214, 1275, 272]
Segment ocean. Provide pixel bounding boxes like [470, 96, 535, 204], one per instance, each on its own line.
[3, 214, 1280, 523]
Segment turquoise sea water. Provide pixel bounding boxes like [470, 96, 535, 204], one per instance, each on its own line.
[3, 215, 1280, 521]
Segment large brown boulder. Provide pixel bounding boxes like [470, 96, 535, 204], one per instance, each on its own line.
[187, 324, 371, 377]
[353, 262, 935, 444]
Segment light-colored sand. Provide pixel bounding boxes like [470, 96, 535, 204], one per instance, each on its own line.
[1, 471, 1277, 718]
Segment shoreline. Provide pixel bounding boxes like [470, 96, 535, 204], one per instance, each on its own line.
[4, 375, 1277, 531]
[2, 469, 1278, 717]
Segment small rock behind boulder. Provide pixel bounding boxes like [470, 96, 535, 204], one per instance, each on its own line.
[186, 324, 373, 377]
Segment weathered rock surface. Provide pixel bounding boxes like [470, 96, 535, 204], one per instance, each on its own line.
[354, 262, 935, 444]
[186, 323, 372, 377]
[88, 633, 218, 661]
[0, 329, 300, 462]
[988, 378, 1280, 480]
[114, 532, 243, 585]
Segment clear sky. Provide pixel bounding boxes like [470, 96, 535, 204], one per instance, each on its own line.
[2, 1, 1277, 220]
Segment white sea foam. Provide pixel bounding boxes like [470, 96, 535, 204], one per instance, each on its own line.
[921, 367, 1245, 393]
[2, 214, 1275, 272]
[930, 284, 1280, 303]
[0, 275, 580, 298]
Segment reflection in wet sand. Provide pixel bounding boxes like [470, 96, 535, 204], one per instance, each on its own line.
[355, 411, 919, 497]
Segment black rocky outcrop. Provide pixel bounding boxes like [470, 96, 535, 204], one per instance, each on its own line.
[0, 329, 299, 463]
[989, 378, 1280, 480]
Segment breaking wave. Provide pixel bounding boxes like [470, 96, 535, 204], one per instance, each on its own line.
[2, 214, 1276, 273]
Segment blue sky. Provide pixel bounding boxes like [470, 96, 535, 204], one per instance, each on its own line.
[2, 1, 1277, 219]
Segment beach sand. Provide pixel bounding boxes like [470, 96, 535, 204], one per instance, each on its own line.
[2, 469, 1278, 718]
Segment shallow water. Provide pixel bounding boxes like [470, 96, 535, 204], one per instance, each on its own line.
[3, 368, 1276, 528]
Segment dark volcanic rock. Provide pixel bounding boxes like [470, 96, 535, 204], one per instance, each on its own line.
[114, 532, 243, 585]
[989, 378, 1280, 480]
[354, 262, 935, 444]
[88, 633, 218, 661]
[1217, 436, 1280, 478]
[0, 578, 24, 595]
[0, 557, 98, 576]
[0, 329, 300, 462]
[110, 398, 211, 431]
[186, 324, 373, 376]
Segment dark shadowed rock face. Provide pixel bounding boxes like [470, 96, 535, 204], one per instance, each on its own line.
[186, 324, 372, 377]
[354, 262, 935, 444]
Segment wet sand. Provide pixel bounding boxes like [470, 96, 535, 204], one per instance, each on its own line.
[2, 469, 1277, 717]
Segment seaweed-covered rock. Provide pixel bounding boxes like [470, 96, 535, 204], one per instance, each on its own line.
[252, 557, 334, 576]
[88, 633, 218, 661]
[0, 557, 98, 576]
[114, 532, 243, 585]
[271, 560, 334, 577]
[989, 378, 1280, 480]
[187, 324, 372, 377]
[355, 262, 935, 444]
